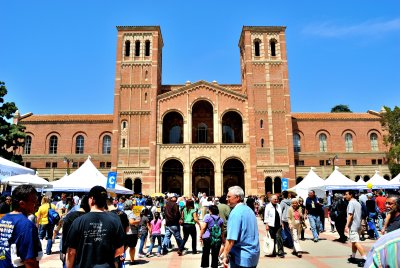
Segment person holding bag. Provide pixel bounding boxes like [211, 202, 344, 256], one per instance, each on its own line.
[264, 194, 284, 258]
[287, 198, 304, 257]
[37, 196, 56, 255]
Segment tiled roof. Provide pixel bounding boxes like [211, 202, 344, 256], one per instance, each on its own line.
[291, 113, 381, 121]
[20, 114, 113, 123]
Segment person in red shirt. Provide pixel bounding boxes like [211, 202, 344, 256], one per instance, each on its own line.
[375, 191, 387, 230]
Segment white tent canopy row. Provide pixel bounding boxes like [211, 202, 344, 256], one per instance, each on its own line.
[1, 173, 53, 189]
[50, 156, 133, 194]
[0, 156, 35, 180]
[288, 167, 326, 201]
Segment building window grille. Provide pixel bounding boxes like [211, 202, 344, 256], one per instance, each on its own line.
[254, 40, 260, 57]
[319, 160, 325, 166]
[370, 133, 378, 151]
[145, 40, 150, 56]
[319, 133, 327, 152]
[293, 133, 301, 152]
[135, 40, 140, 56]
[52, 162, 57, 168]
[49, 135, 58, 154]
[378, 159, 383, 165]
[102, 135, 111, 154]
[100, 162, 105, 168]
[270, 40, 276, 56]
[125, 40, 130, 57]
[75, 135, 84, 154]
[345, 133, 353, 152]
[24, 135, 32, 154]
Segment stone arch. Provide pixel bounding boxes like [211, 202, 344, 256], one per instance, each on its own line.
[124, 178, 133, 190]
[296, 177, 303, 184]
[222, 158, 245, 194]
[162, 159, 184, 195]
[221, 111, 243, 143]
[274, 177, 282, 194]
[383, 174, 391, 181]
[364, 175, 371, 182]
[191, 100, 214, 144]
[192, 158, 215, 196]
[162, 111, 184, 144]
[265, 177, 273, 195]
[133, 178, 142, 194]
[355, 175, 362, 182]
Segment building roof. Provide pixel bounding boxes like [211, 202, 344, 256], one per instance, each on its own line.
[291, 112, 381, 121]
[19, 114, 113, 124]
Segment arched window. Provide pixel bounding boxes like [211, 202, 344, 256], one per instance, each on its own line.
[293, 133, 301, 153]
[49, 135, 58, 154]
[135, 40, 140, 56]
[261, 138, 264, 147]
[121, 138, 126, 148]
[319, 133, 327, 152]
[144, 92, 148, 102]
[24, 135, 32, 154]
[75, 135, 84, 154]
[121, 121, 127, 130]
[370, 133, 378, 151]
[124, 40, 130, 57]
[145, 40, 150, 56]
[260, 119, 263, 129]
[274, 177, 282, 194]
[102, 135, 111, 154]
[222, 111, 243, 143]
[270, 40, 276, 57]
[345, 133, 353, 152]
[254, 40, 260, 57]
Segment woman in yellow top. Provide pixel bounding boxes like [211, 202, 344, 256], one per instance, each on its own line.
[37, 196, 56, 255]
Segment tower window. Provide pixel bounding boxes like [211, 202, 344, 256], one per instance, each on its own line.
[144, 92, 148, 102]
[261, 138, 264, 147]
[254, 40, 260, 57]
[135, 40, 140, 56]
[270, 40, 276, 57]
[122, 138, 126, 148]
[145, 40, 150, 56]
[260, 119, 263, 129]
[121, 121, 127, 130]
[125, 40, 130, 57]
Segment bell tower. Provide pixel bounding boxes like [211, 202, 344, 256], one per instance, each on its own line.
[239, 26, 295, 190]
[112, 26, 163, 191]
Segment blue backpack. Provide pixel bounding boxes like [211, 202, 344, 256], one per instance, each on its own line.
[48, 204, 61, 225]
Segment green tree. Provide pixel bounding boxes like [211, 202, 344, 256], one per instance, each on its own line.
[381, 106, 400, 177]
[0, 81, 26, 163]
[331, 104, 352, 113]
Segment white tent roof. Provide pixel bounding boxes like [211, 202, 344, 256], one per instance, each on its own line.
[388, 172, 400, 187]
[324, 167, 364, 190]
[0, 157, 35, 180]
[356, 177, 365, 185]
[1, 172, 52, 189]
[366, 170, 395, 189]
[289, 167, 326, 201]
[51, 157, 132, 194]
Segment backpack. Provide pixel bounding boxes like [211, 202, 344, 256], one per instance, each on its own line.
[209, 216, 222, 246]
[48, 204, 61, 225]
[146, 206, 154, 222]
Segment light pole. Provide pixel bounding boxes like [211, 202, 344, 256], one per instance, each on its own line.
[328, 155, 338, 171]
[63, 157, 73, 175]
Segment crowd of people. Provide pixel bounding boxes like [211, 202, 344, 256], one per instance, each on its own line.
[0, 184, 399, 267]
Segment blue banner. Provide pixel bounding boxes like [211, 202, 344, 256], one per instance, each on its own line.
[281, 177, 289, 191]
[106, 172, 117, 189]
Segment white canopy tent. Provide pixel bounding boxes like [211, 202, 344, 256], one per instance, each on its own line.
[0, 156, 34, 181]
[289, 167, 326, 201]
[50, 157, 133, 194]
[323, 167, 364, 190]
[387, 172, 400, 188]
[363, 170, 396, 189]
[1, 172, 53, 190]
[356, 177, 365, 186]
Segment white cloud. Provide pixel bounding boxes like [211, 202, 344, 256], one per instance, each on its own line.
[302, 18, 400, 38]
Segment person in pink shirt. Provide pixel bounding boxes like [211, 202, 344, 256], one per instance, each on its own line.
[146, 212, 163, 257]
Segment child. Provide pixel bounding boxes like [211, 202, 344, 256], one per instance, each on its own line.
[146, 212, 163, 257]
[138, 208, 150, 258]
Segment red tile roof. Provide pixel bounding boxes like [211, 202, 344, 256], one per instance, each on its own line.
[20, 114, 113, 123]
[291, 113, 381, 121]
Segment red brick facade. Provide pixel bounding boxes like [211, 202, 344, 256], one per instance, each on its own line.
[16, 26, 390, 196]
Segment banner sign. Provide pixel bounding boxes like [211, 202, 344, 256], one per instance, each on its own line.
[106, 172, 117, 189]
[281, 178, 289, 191]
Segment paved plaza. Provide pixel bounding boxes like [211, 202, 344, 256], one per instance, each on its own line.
[40, 217, 375, 268]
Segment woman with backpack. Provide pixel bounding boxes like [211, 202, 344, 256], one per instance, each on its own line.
[137, 208, 151, 258]
[200, 205, 224, 268]
[36, 195, 57, 255]
[178, 199, 200, 254]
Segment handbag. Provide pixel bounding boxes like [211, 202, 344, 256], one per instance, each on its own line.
[263, 232, 274, 255]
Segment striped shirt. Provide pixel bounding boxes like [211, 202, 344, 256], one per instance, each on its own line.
[364, 228, 400, 268]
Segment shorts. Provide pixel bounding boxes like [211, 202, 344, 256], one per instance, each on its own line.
[349, 230, 360, 243]
[125, 234, 138, 248]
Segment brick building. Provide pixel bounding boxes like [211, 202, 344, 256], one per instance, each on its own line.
[15, 26, 390, 196]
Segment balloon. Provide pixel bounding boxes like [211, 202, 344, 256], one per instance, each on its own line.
[367, 182, 373, 189]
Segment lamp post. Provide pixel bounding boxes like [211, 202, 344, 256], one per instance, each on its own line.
[63, 157, 72, 175]
[328, 155, 338, 171]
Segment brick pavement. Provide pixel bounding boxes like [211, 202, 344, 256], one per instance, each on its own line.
[40, 217, 377, 268]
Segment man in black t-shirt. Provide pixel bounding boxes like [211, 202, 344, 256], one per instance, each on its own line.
[305, 190, 323, 242]
[65, 186, 125, 268]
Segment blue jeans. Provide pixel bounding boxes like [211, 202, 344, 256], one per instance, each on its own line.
[162, 225, 183, 253]
[39, 224, 54, 254]
[308, 215, 321, 239]
[138, 233, 148, 255]
[147, 234, 162, 254]
[378, 212, 385, 230]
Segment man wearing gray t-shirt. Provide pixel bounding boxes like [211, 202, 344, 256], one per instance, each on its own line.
[345, 190, 366, 267]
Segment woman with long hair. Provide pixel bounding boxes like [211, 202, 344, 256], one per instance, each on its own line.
[178, 199, 200, 254]
[37, 195, 56, 255]
[146, 212, 163, 257]
[287, 198, 304, 257]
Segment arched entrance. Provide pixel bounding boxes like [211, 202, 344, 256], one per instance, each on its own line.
[162, 159, 184, 195]
[355, 175, 361, 182]
[296, 177, 303, 184]
[364, 175, 371, 182]
[274, 177, 282, 194]
[265, 177, 272, 194]
[223, 158, 245, 194]
[125, 178, 133, 190]
[384, 174, 391, 181]
[192, 158, 214, 196]
[133, 178, 142, 194]
[192, 100, 214, 143]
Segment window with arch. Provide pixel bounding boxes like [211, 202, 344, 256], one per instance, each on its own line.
[49, 135, 58, 154]
[345, 133, 353, 152]
[293, 133, 301, 152]
[222, 111, 243, 143]
[260, 119, 263, 129]
[121, 121, 127, 130]
[197, 123, 208, 143]
[270, 40, 276, 56]
[102, 135, 111, 154]
[24, 135, 32, 154]
[145, 40, 150, 56]
[254, 40, 260, 57]
[261, 138, 264, 147]
[370, 133, 378, 151]
[319, 133, 327, 152]
[135, 40, 140, 56]
[75, 135, 84, 154]
[121, 138, 126, 148]
[124, 40, 130, 57]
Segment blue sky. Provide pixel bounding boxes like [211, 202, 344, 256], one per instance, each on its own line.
[1, 1, 399, 115]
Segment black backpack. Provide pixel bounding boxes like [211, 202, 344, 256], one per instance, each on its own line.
[146, 206, 154, 222]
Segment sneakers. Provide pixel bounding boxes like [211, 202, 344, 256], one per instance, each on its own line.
[146, 253, 151, 258]
[138, 254, 145, 258]
[313, 238, 319, 243]
[177, 250, 183, 256]
[358, 259, 366, 267]
[348, 257, 358, 264]
[156, 253, 161, 257]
